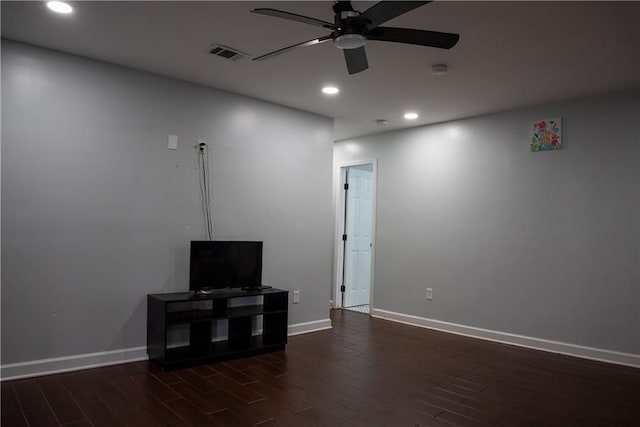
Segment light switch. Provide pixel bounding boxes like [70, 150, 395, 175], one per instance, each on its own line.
[168, 134, 178, 150]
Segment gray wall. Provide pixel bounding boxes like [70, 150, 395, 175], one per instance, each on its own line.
[1, 40, 334, 364]
[335, 91, 640, 354]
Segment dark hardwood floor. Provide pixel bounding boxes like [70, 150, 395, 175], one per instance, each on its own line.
[3, 309, 640, 426]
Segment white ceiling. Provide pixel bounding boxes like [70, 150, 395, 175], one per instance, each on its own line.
[2, 1, 639, 140]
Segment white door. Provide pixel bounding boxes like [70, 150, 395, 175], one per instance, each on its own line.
[343, 166, 373, 307]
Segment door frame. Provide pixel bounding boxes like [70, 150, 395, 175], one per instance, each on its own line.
[333, 159, 378, 311]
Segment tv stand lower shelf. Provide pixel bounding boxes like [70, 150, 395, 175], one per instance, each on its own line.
[147, 288, 288, 369]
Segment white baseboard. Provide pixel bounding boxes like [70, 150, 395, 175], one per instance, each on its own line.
[371, 308, 640, 368]
[0, 346, 148, 381]
[0, 318, 333, 381]
[288, 318, 332, 336]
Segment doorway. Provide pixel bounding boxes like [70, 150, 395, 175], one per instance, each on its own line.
[335, 160, 376, 314]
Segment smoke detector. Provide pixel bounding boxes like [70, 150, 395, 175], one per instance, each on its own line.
[431, 63, 448, 75]
[209, 44, 247, 61]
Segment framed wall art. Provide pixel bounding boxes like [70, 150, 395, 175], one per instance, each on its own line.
[531, 118, 562, 151]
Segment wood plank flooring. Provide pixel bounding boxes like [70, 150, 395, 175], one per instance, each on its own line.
[3, 309, 640, 426]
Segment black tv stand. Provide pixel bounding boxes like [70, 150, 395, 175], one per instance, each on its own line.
[147, 288, 288, 369]
[241, 285, 273, 291]
[195, 287, 232, 296]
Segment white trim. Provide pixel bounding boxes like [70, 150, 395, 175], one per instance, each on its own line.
[333, 159, 378, 310]
[333, 166, 347, 308]
[0, 319, 333, 381]
[371, 308, 640, 368]
[288, 318, 332, 336]
[1, 346, 148, 381]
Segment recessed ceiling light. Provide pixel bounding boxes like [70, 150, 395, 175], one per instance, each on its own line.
[47, 1, 73, 14]
[404, 112, 419, 120]
[322, 86, 340, 95]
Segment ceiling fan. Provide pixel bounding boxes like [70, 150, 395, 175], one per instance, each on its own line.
[251, 1, 460, 75]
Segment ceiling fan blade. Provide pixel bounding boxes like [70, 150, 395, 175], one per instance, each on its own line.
[358, 1, 431, 29]
[344, 47, 369, 75]
[251, 8, 336, 30]
[253, 35, 333, 61]
[368, 27, 460, 49]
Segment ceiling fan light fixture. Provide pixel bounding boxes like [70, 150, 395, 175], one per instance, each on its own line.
[334, 34, 367, 50]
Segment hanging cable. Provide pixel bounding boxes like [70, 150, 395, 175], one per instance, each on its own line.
[196, 142, 214, 240]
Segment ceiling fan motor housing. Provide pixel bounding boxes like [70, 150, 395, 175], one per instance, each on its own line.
[333, 3, 367, 50]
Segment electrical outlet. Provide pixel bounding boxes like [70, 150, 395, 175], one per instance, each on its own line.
[426, 288, 433, 301]
[293, 290, 300, 304]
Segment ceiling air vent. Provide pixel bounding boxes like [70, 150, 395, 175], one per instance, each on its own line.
[209, 44, 247, 61]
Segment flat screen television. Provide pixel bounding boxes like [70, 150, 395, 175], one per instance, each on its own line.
[189, 241, 263, 291]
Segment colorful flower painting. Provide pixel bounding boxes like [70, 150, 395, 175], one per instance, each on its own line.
[531, 118, 562, 151]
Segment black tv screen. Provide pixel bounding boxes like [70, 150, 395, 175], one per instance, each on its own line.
[189, 241, 263, 290]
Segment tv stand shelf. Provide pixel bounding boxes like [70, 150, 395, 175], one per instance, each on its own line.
[147, 288, 288, 369]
